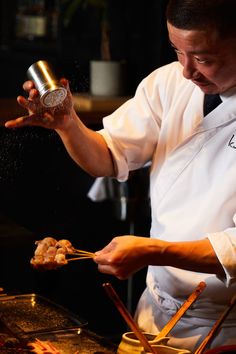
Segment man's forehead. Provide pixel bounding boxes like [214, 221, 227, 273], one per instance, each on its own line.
[168, 23, 223, 51]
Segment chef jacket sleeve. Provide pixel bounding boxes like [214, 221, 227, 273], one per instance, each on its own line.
[97, 71, 163, 182]
[207, 230, 236, 287]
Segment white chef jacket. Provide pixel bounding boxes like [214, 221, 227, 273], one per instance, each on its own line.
[98, 61, 236, 351]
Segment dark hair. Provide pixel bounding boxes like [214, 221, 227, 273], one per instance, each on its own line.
[166, 0, 236, 38]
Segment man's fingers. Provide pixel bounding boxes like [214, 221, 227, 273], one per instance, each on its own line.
[22, 80, 35, 91]
[5, 113, 45, 128]
[5, 115, 32, 128]
[17, 95, 28, 107]
[5, 111, 55, 128]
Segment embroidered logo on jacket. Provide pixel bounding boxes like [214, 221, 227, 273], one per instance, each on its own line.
[228, 135, 236, 149]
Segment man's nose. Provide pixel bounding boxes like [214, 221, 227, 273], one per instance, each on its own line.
[182, 58, 198, 80]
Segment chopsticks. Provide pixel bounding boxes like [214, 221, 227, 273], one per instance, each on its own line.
[155, 281, 206, 340]
[103, 282, 207, 354]
[67, 249, 95, 261]
[103, 282, 159, 354]
[194, 294, 236, 354]
[73, 248, 95, 256]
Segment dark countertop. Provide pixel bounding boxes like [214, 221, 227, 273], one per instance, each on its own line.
[0, 291, 118, 353]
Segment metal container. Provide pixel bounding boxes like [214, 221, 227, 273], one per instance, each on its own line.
[27, 60, 67, 107]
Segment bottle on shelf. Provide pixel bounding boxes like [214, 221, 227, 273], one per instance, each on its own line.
[15, 0, 59, 42]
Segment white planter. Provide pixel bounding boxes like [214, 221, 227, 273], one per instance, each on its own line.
[90, 60, 126, 96]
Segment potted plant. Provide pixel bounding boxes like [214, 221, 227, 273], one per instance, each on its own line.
[62, 0, 126, 96]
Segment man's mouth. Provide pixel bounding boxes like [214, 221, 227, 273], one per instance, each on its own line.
[192, 79, 211, 87]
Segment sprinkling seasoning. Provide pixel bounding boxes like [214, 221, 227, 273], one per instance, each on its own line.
[27, 61, 67, 108]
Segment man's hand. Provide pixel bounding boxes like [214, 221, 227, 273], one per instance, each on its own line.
[5, 78, 75, 131]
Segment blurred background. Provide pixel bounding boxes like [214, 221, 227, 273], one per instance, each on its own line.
[0, 0, 176, 341]
[0, 0, 175, 96]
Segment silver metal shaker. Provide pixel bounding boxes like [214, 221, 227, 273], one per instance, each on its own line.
[26, 60, 67, 107]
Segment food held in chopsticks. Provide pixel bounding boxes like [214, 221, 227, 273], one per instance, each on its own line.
[30, 236, 95, 270]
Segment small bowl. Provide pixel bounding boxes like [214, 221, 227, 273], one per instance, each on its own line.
[117, 331, 169, 354]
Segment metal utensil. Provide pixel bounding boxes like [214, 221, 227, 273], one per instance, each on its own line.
[27, 60, 67, 107]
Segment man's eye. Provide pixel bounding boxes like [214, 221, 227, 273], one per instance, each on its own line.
[195, 57, 208, 64]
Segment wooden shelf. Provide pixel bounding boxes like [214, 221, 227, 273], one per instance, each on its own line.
[0, 95, 131, 127]
[72, 93, 131, 125]
[72, 93, 130, 112]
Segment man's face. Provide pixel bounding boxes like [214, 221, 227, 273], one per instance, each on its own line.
[167, 22, 236, 94]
